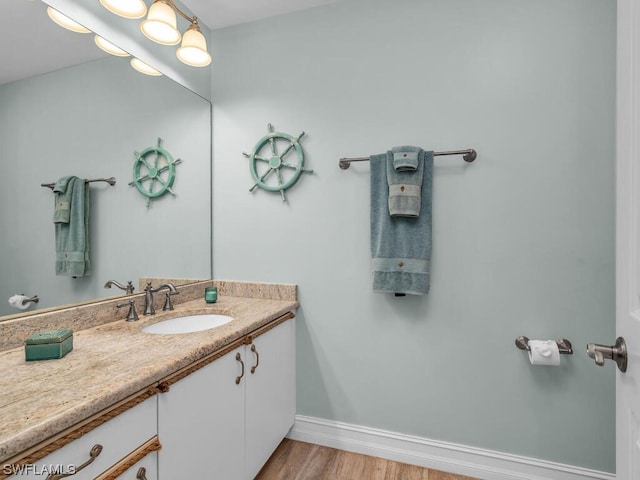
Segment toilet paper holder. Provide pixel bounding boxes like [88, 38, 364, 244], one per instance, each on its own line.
[515, 336, 573, 355]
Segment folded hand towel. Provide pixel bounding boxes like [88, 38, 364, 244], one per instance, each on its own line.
[55, 177, 91, 277]
[370, 149, 434, 295]
[53, 175, 73, 224]
[387, 146, 425, 217]
[392, 146, 421, 171]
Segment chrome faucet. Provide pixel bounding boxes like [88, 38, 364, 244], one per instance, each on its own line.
[104, 280, 135, 295]
[143, 282, 179, 315]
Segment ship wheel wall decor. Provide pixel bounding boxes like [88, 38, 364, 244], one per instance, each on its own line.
[129, 138, 182, 207]
[242, 124, 313, 202]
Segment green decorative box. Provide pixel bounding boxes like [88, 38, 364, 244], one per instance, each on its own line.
[25, 329, 73, 361]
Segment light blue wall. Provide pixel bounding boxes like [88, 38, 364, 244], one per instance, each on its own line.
[0, 56, 211, 315]
[212, 0, 616, 472]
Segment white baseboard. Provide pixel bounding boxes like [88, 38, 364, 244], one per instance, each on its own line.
[287, 415, 615, 480]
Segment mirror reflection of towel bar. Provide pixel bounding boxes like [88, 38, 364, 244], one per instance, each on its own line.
[41, 177, 116, 190]
[515, 336, 573, 355]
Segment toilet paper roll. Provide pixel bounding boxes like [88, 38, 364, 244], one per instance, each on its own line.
[528, 340, 561, 366]
[8, 294, 31, 310]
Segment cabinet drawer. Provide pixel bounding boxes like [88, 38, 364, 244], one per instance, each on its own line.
[5, 397, 157, 479]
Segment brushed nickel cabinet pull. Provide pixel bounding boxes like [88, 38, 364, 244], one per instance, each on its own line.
[45, 444, 102, 480]
[250, 344, 260, 374]
[136, 467, 147, 480]
[235, 352, 245, 384]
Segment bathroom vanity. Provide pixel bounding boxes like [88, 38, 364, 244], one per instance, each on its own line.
[0, 280, 297, 480]
[158, 314, 295, 479]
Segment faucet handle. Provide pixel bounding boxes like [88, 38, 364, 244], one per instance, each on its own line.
[162, 292, 176, 311]
[105, 280, 136, 295]
[117, 300, 139, 322]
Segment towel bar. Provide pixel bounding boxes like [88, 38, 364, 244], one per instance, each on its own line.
[515, 336, 573, 355]
[41, 177, 116, 189]
[338, 149, 477, 170]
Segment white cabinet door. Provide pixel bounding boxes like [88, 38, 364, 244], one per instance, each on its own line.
[157, 346, 245, 480]
[244, 318, 295, 480]
[157, 314, 295, 480]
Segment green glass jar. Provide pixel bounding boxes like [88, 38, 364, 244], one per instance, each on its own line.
[204, 287, 218, 303]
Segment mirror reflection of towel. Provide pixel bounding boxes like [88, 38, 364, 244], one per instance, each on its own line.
[55, 177, 91, 277]
[53, 175, 73, 224]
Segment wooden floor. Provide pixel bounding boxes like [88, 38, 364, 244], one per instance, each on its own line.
[255, 439, 478, 480]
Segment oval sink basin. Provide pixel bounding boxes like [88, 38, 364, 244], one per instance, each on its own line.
[142, 314, 234, 334]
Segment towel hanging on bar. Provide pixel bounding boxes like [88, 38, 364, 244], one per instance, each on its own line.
[370, 149, 434, 295]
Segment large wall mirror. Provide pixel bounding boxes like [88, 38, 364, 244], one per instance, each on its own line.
[0, 1, 212, 318]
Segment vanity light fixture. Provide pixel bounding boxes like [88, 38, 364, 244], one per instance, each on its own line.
[100, 0, 212, 67]
[130, 57, 163, 76]
[140, 0, 182, 46]
[176, 20, 212, 67]
[94, 35, 130, 57]
[46, 6, 90, 33]
[99, 0, 148, 19]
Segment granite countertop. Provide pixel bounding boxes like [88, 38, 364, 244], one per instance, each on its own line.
[0, 291, 298, 463]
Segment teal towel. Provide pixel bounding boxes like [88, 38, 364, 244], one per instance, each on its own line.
[53, 176, 73, 224]
[392, 146, 421, 171]
[388, 146, 424, 217]
[55, 177, 91, 277]
[370, 149, 433, 295]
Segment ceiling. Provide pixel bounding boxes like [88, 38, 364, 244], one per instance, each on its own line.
[1, 1, 107, 85]
[180, 0, 335, 30]
[1, 0, 335, 86]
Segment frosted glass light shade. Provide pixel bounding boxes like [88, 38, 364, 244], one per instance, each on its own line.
[140, 1, 181, 46]
[47, 7, 90, 33]
[130, 58, 162, 76]
[94, 35, 130, 57]
[99, 0, 147, 19]
[176, 25, 211, 67]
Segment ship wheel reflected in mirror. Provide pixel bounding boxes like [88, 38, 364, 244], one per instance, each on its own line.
[129, 137, 182, 207]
